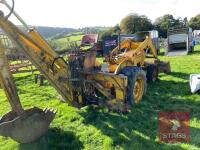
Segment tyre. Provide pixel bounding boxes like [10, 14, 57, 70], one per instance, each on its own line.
[121, 66, 147, 106]
[190, 46, 194, 53]
[146, 64, 158, 83]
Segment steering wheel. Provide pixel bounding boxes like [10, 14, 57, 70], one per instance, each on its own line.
[0, 0, 15, 19]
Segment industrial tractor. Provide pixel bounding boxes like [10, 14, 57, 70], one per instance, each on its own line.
[0, 0, 170, 143]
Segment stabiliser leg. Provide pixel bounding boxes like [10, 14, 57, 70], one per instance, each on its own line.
[0, 42, 56, 143]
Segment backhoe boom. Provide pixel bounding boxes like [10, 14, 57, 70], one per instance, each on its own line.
[0, 16, 79, 107]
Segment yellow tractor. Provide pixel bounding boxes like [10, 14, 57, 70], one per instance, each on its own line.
[0, 0, 170, 143]
[102, 34, 170, 105]
[105, 37, 157, 104]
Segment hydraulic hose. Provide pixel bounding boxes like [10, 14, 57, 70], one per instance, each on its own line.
[2, 0, 29, 29]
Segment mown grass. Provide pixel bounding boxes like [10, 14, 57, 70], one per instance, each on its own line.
[1, 47, 200, 149]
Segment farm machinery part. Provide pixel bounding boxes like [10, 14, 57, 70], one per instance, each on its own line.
[0, 0, 170, 143]
[0, 0, 127, 143]
[105, 37, 171, 76]
[0, 41, 56, 143]
[104, 37, 171, 102]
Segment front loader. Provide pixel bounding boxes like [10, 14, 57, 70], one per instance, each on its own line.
[104, 35, 170, 104]
[0, 0, 170, 143]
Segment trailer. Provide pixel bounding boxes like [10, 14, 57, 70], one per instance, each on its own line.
[167, 27, 193, 56]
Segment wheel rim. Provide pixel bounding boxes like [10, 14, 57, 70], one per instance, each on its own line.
[133, 78, 144, 103]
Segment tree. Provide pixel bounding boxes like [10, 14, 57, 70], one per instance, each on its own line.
[183, 17, 189, 26]
[189, 14, 200, 30]
[120, 14, 153, 34]
[154, 14, 182, 38]
[99, 25, 120, 40]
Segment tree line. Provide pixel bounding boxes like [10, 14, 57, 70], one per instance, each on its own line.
[100, 13, 200, 39]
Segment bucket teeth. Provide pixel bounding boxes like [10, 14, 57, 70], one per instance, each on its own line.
[43, 108, 47, 112]
[43, 107, 57, 115]
[44, 108, 49, 113]
[50, 108, 54, 113]
[53, 109, 57, 114]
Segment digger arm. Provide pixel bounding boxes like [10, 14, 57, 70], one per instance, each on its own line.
[108, 37, 158, 66]
[109, 39, 140, 56]
[122, 37, 158, 63]
[0, 41, 24, 115]
[110, 37, 157, 58]
[140, 36, 158, 59]
[0, 16, 79, 107]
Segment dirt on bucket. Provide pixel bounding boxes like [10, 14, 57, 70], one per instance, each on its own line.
[0, 107, 56, 143]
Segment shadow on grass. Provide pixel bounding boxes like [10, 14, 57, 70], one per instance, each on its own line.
[19, 128, 83, 150]
[158, 51, 166, 56]
[80, 106, 185, 149]
[149, 79, 191, 97]
[79, 78, 200, 149]
[166, 72, 190, 80]
[190, 127, 200, 147]
[189, 50, 200, 55]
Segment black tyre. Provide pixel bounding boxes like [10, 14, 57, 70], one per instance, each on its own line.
[121, 66, 147, 106]
[146, 64, 158, 83]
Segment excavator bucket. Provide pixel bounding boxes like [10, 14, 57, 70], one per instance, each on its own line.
[0, 41, 56, 143]
[0, 108, 56, 143]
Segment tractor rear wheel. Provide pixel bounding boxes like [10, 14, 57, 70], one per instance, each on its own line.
[146, 64, 158, 82]
[121, 67, 147, 106]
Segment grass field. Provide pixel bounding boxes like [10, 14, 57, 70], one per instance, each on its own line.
[49, 33, 84, 51]
[1, 47, 200, 149]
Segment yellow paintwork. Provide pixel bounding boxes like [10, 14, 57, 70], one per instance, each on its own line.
[29, 30, 52, 52]
[107, 37, 158, 74]
[105, 37, 158, 103]
[0, 16, 129, 109]
[108, 64, 118, 73]
[134, 78, 144, 103]
[86, 72, 127, 101]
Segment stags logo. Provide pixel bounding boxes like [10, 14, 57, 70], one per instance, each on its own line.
[171, 119, 181, 131]
[159, 112, 190, 143]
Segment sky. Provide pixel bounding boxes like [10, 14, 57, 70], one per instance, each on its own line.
[0, 0, 200, 28]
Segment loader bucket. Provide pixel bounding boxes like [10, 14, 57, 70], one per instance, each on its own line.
[154, 60, 171, 74]
[0, 107, 56, 143]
